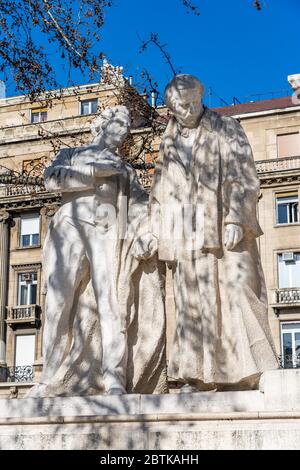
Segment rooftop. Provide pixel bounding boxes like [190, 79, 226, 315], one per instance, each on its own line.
[213, 95, 299, 117]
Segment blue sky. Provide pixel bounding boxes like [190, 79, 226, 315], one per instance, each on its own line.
[96, 0, 299, 106]
[3, 0, 300, 106]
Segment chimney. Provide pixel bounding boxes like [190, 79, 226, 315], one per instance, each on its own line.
[151, 91, 157, 108]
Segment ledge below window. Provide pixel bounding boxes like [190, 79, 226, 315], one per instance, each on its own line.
[6, 305, 41, 328]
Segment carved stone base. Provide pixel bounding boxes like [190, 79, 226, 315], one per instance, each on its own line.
[0, 370, 299, 450]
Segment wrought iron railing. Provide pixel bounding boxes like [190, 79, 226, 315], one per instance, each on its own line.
[276, 289, 300, 304]
[278, 354, 300, 369]
[6, 365, 34, 383]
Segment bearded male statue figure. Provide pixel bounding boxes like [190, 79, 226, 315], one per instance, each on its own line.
[149, 74, 278, 391]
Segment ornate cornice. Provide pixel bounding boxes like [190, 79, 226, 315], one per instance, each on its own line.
[11, 263, 42, 271]
[40, 203, 60, 218]
[259, 173, 300, 187]
[0, 194, 61, 212]
[256, 155, 300, 187]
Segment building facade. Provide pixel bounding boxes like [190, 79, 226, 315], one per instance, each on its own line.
[215, 90, 300, 369]
[0, 74, 299, 397]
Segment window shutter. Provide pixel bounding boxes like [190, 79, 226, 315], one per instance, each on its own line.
[20, 214, 40, 236]
[277, 133, 300, 158]
[15, 335, 35, 367]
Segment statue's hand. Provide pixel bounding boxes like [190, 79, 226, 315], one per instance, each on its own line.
[92, 160, 124, 178]
[132, 233, 158, 260]
[224, 224, 243, 250]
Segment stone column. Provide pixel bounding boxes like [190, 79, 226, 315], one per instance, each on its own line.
[0, 210, 11, 381]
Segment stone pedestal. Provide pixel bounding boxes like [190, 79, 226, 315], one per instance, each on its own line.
[0, 370, 299, 450]
[32, 360, 43, 384]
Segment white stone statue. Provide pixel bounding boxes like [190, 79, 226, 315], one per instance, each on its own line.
[150, 74, 279, 391]
[27, 105, 167, 397]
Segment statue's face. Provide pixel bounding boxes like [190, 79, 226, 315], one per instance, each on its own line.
[103, 114, 130, 149]
[168, 87, 203, 128]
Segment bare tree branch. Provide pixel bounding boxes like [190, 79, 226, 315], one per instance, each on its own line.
[42, 0, 86, 62]
[139, 33, 178, 77]
[181, 0, 200, 15]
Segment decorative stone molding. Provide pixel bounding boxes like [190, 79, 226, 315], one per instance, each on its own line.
[101, 59, 125, 86]
[11, 263, 41, 272]
[255, 156, 300, 187]
[6, 305, 41, 328]
[256, 155, 300, 174]
[259, 174, 300, 187]
[0, 195, 61, 212]
[40, 203, 60, 218]
[3, 185, 46, 198]
[0, 210, 11, 224]
[275, 288, 300, 305]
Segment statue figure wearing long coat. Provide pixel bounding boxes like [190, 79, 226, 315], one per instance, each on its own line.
[150, 75, 278, 390]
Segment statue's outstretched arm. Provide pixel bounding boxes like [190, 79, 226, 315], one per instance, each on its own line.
[44, 149, 96, 193]
[44, 147, 122, 193]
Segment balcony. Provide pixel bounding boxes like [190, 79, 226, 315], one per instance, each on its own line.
[275, 288, 300, 305]
[0, 184, 46, 198]
[6, 305, 41, 327]
[279, 355, 300, 369]
[256, 155, 300, 174]
[5, 365, 34, 383]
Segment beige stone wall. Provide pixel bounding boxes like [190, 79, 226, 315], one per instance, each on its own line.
[240, 110, 300, 162]
[258, 182, 300, 353]
[0, 85, 117, 127]
[239, 111, 300, 355]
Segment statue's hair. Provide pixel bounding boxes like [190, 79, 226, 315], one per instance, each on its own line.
[91, 105, 130, 136]
[164, 74, 205, 109]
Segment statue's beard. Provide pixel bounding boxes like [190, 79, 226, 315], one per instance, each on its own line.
[174, 110, 203, 129]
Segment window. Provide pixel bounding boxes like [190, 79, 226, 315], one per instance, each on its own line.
[80, 99, 98, 115]
[277, 133, 300, 158]
[18, 272, 37, 305]
[15, 334, 35, 367]
[20, 213, 40, 247]
[276, 193, 299, 224]
[278, 253, 300, 288]
[31, 108, 47, 123]
[281, 322, 300, 368]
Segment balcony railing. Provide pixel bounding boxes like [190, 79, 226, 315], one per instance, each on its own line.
[256, 155, 300, 174]
[0, 184, 46, 198]
[6, 305, 40, 327]
[6, 365, 34, 383]
[279, 355, 300, 369]
[275, 289, 300, 305]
